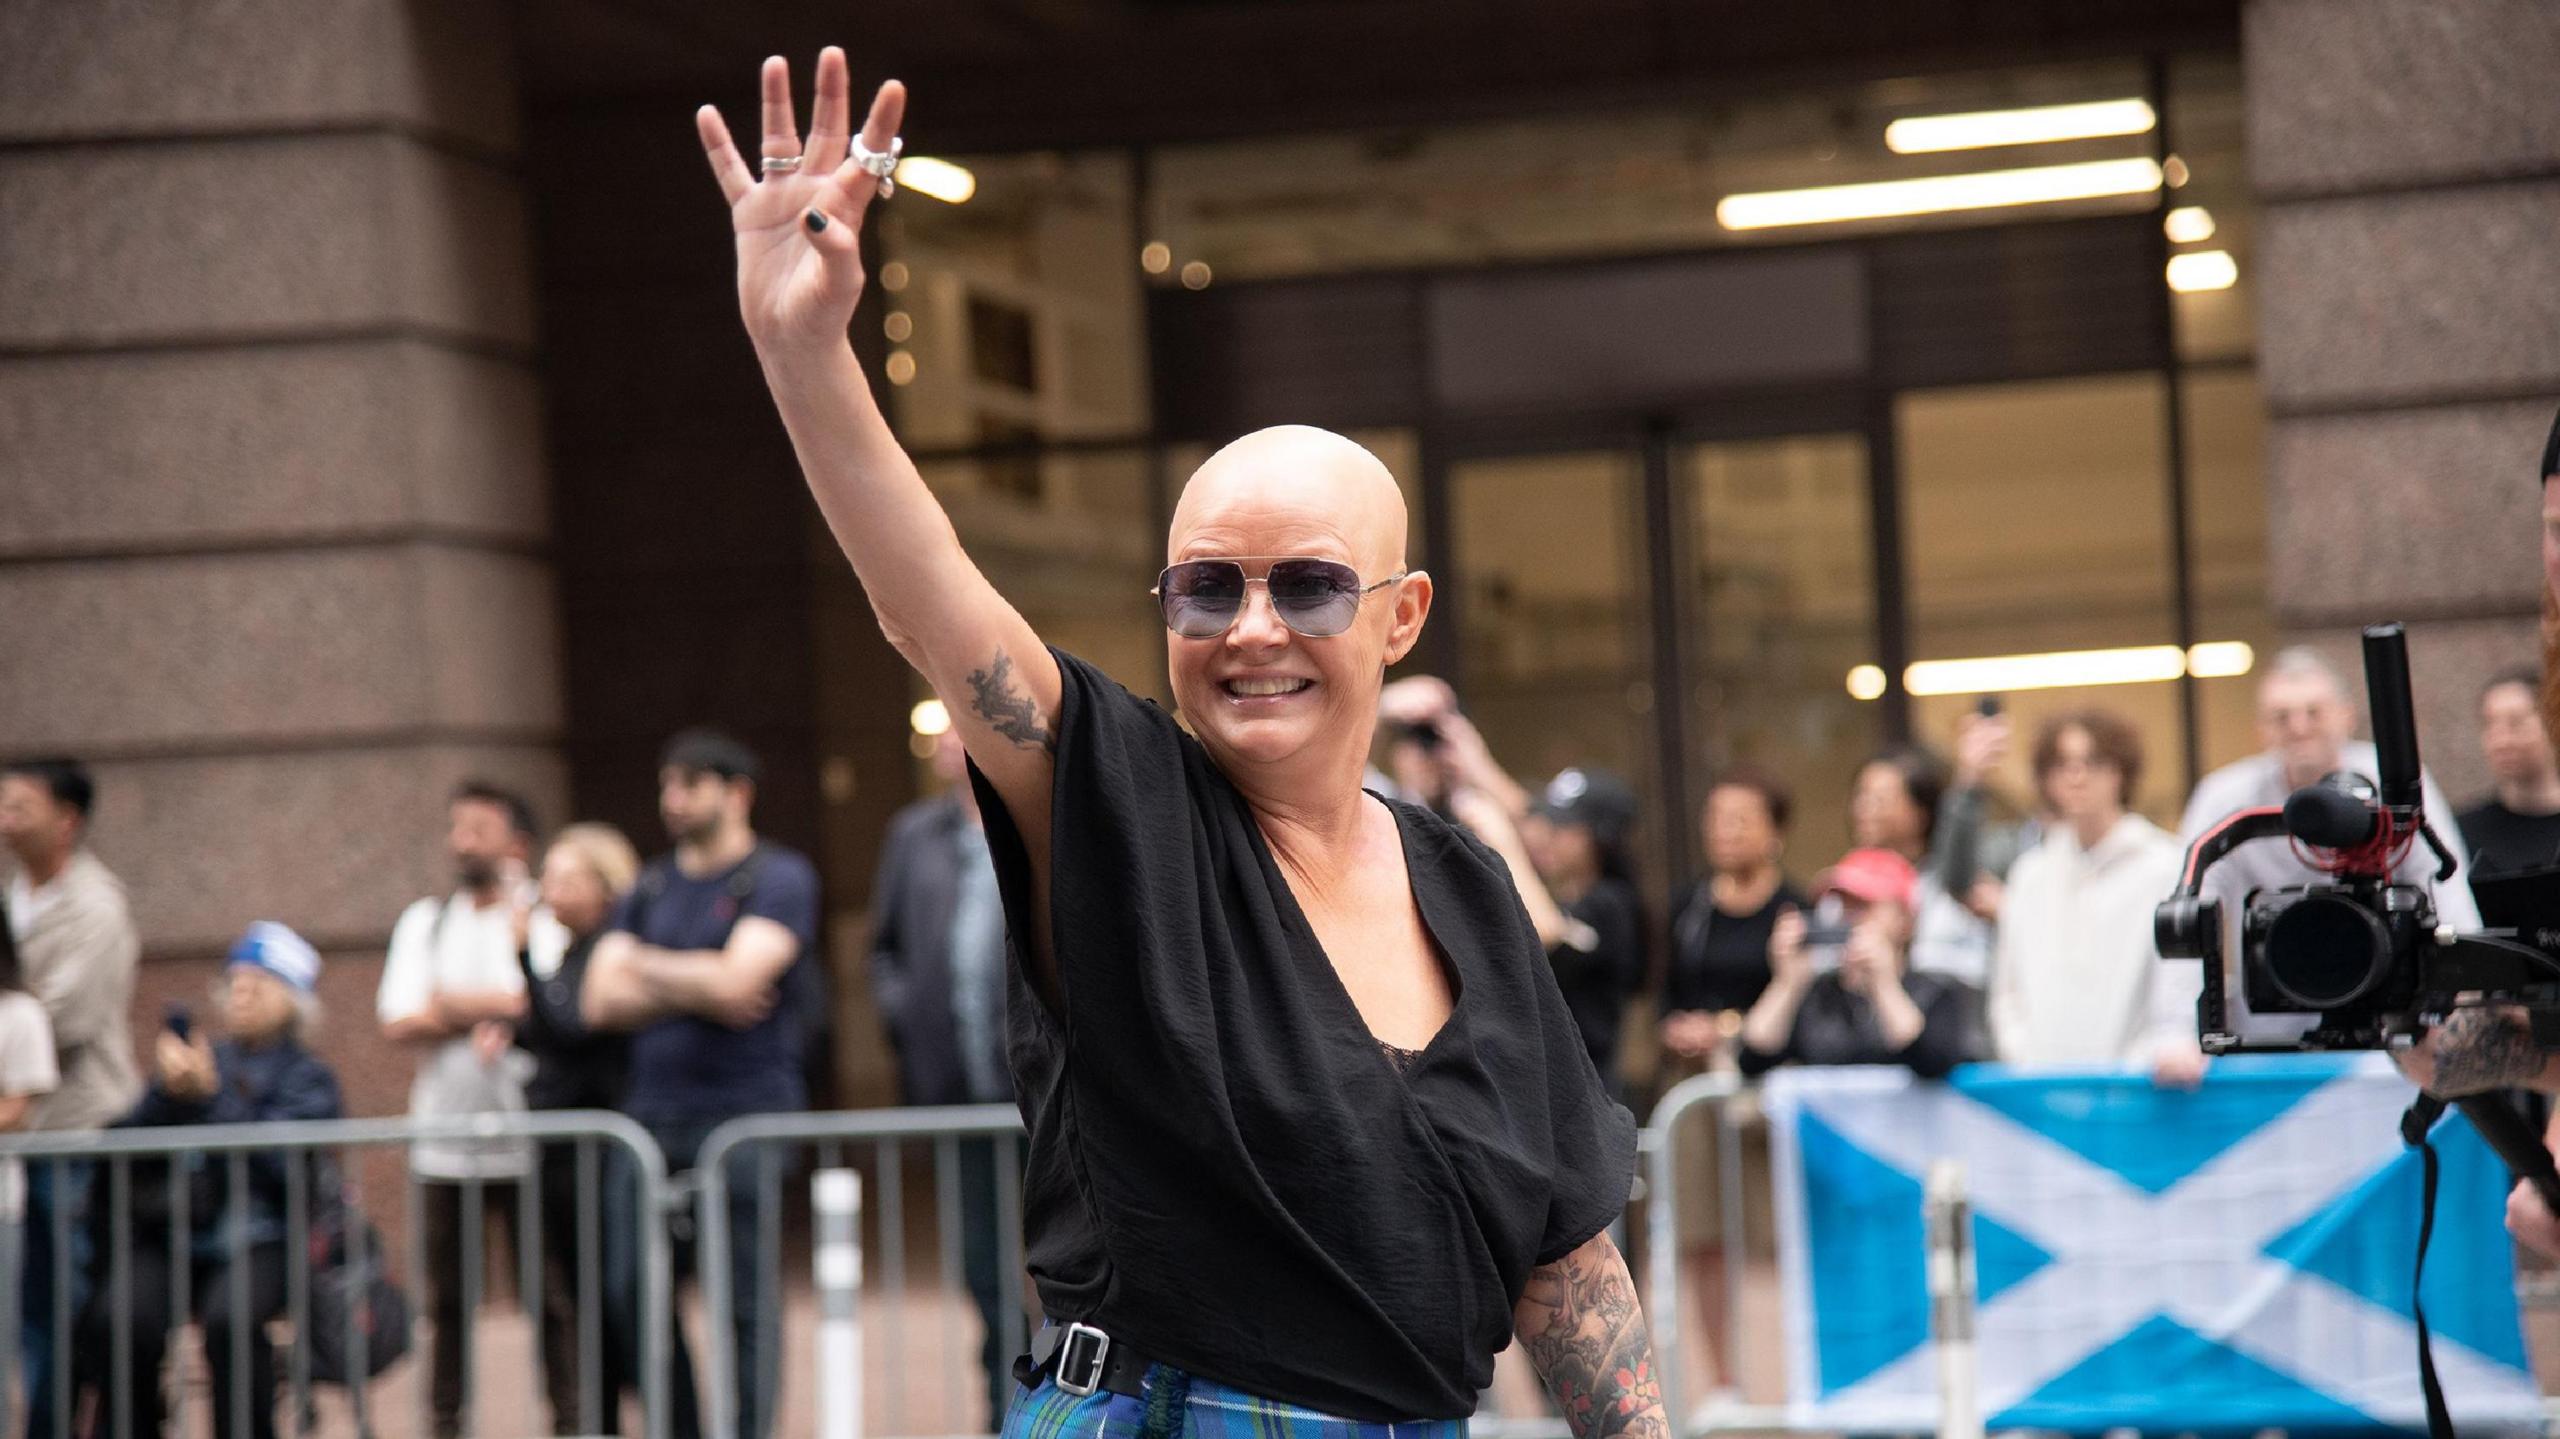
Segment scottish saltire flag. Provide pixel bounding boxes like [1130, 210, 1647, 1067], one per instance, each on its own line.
[1763, 1056, 2544, 1434]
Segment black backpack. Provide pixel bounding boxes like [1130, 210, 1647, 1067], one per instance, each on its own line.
[303, 1204, 413, 1385]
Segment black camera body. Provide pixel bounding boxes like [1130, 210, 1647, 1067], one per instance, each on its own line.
[2238, 880, 2432, 1045]
[2154, 623, 2560, 1054]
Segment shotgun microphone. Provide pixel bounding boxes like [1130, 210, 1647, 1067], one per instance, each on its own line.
[2282, 773, 2382, 851]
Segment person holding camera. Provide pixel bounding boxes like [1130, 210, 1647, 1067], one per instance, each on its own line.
[1736, 849, 1979, 1080]
[77, 923, 344, 1439]
[1376, 679, 1647, 1094]
[2401, 406, 2560, 1260]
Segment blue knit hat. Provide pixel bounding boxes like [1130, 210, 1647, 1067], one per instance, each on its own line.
[227, 921, 321, 994]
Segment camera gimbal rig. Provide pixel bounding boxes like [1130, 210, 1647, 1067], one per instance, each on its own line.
[2152, 624, 2560, 1201]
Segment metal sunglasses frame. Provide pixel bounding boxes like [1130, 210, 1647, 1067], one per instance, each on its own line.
[1149, 556, 1409, 638]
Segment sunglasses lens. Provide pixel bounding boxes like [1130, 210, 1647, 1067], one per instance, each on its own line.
[1268, 559, 1363, 636]
[1160, 561, 1244, 638]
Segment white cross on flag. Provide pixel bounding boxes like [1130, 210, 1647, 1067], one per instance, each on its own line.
[1764, 1056, 2542, 1433]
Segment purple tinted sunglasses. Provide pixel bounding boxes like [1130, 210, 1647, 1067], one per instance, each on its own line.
[1152, 557, 1406, 639]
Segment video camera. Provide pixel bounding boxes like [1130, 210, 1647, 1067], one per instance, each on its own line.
[2153, 622, 2560, 1054]
[2154, 624, 2560, 1439]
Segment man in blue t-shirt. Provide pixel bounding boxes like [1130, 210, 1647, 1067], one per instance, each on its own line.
[585, 728, 820, 1439]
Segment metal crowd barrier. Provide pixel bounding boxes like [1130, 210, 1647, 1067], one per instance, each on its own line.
[1641, 1071, 1775, 1438]
[694, 1104, 1029, 1439]
[680, 1095, 1699, 1433]
[32, 1078, 2526, 1439]
[0, 1112, 675, 1439]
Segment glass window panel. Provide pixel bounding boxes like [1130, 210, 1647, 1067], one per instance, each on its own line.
[2181, 369, 2274, 778]
[1899, 373, 2190, 823]
[879, 152, 1147, 446]
[1682, 434, 1878, 879]
[1446, 450, 1659, 867]
[1147, 59, 2158, 283]
[2167, 55, 2253, 363]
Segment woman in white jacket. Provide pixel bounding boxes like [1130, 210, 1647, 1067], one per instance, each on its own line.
[1989, 710, 2208, 1085]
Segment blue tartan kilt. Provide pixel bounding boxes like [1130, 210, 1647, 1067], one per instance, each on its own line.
[1003, 1369, 1470, 1439]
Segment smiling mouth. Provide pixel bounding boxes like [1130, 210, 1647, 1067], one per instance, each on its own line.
[1222, 677, 1315, 698]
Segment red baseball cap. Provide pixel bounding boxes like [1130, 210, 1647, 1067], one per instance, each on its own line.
[1821, 848, 1918, 908]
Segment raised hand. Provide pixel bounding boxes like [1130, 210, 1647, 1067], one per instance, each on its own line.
[1952, 710, 2011, 790]
[697, 49, 906, 356]
[1766, 906, 1810, 986]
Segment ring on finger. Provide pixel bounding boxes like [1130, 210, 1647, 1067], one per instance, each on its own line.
[850, 134, 902, 198]
[761, 154, 804, 175]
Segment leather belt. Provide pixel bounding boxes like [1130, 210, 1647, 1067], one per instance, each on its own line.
[1014, 1321, 1152, 1399]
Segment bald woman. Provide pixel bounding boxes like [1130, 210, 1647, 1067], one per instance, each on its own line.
[698, 51, 1662, 1439]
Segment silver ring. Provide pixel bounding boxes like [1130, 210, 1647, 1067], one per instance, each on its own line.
[850, 134, 902, 198]
[760, 154, 803, 175]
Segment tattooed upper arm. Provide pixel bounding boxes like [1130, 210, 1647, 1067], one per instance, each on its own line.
[2427, 1005, 2555, 1097]
[1516, 1232, 1667, 1439]
[966, 648, 1056, 754]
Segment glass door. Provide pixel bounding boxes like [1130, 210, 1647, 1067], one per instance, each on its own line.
[1441, 446, 1662, 873]
[1677, 432, 1881, 886]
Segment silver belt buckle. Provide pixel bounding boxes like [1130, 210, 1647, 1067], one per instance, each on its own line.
[1056, 1322, 1111, 1397]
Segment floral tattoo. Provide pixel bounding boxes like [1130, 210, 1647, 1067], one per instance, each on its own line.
[1517, 1233, 1667, 1439]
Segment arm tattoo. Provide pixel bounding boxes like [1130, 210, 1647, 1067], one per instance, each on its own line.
[2432, 1006, 2547, 1096]
[1516, 1233, 1668, 1439]
[965, 648, 1054, 753]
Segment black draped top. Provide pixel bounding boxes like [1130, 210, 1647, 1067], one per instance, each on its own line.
[970, 651, 1635, 1420]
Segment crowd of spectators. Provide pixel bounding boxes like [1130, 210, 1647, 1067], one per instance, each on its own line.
[0, 732, 821, 1439]
[4, 634, 2553, 1436]
[1357, 644, 2540, 1107]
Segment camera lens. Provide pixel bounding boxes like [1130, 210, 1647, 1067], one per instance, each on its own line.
[2262, 893, 2392, 1010]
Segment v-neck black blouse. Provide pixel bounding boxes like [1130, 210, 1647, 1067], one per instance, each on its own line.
[970, 650, 1635, 1421]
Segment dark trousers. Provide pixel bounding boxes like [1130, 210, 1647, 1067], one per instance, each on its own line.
[420, 1178, 523, 1439]
[534, 1141, 625, 1436]
[73, 1241, 287, 1439]
[605, 1121, 775, 1439]
[21, 1160, 93, 1439]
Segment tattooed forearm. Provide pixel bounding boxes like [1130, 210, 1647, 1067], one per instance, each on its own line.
[1516, 1232, 1667, 1439]
[2429, 1006, 2550, 1097]
[966, 649, 1055, 753]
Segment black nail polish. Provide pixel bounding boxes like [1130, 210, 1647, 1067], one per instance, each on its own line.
[805, 210, 828, 233]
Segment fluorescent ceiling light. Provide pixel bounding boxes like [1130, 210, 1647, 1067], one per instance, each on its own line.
[1848, 641, 2258, 699]
[895, 156, 976, 204]
[2185, 641, 2256, 679]
[1908, 645, 2186, 696]
[1718, 157, 2162, 231]
[1885, 98, 2156, 154]
[2164, 205, 2216, 244]
[2166, 249, 2238, 293]
[910, 698, 951, 736]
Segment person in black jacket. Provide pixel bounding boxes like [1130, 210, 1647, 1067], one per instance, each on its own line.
[868, 731, 1020, 1427]
[77, 923, 344, 1439]
[512, 823, 641, 1436]
[1661, 767, 1809, 1069]
[870, 733, 1012, 1112]
[1737, 850, 1978, 1080]
[1520, 768, 1649, 1097]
